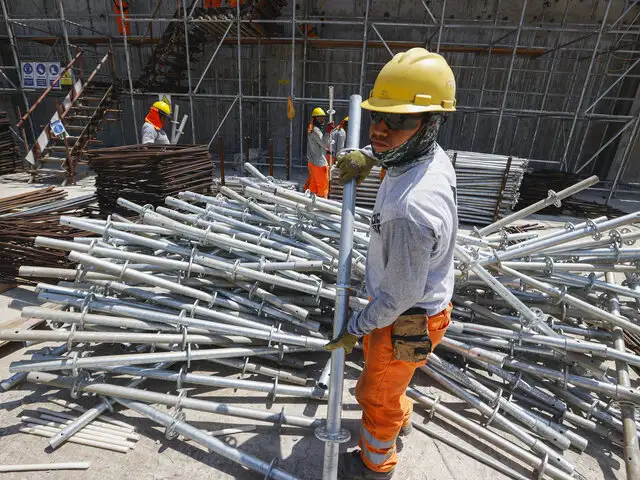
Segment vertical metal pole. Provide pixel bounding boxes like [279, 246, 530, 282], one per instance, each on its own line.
[285, 136, 291, 181]
[218, 136, 225, 186]
[182, 1, 196, 144]
[258, 40, 262, 150]
[607, 116, 640, 204]
[269, 139, 274, 177]
[527, 1, 569, 160]
[358, 0, 372, 97]
[237, 1, 244, 173]
[560, 0, 612, 170]
[1, 0, 36, 143]
[56, 0, 73, 63]
[289, 0, 295, 169]
[491, 0, 528, 153]
[315, 94, 361, 480]
[298, 38, 308, 161]
[470, 0, 501, 150]
[436, 0, 447, 53]
[605, 272, 640, 478]
[116, 0, 139, 144]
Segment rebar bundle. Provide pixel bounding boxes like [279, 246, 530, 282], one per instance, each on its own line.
[86, 144, 213, 215]
[0, 188, 96, 283]
[0, 111, 20, 175]
[4, 165, 640, 479]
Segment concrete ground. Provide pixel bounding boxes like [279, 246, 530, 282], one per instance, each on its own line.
[0, 171, 632, 479]
[0, 343, 629, 480]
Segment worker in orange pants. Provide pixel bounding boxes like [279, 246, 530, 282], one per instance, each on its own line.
[305, 107, 334, 197]
[325, 47, 458, 479]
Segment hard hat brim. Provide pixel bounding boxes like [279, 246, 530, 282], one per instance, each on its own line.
[361, 97, 455, 113]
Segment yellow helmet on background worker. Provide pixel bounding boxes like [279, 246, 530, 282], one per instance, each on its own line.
[361, 48, 456, 114]
[343, 116, 349, 122]
[311, 107, 326, 117]
[152, 96, 172, 118]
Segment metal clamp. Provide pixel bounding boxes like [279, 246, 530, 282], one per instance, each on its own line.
[140, 203, 155, 219]
[118, 260, 130, 282]
[585, 218, 602, 240]
[185, 246, 197, 279]
[231, 259, 242, 283]
[584, 272, 596, 295]
[264, 457, 280, 480]
[427, 395, 440, 421]
[176, 365, 188, 391]
[70, 369, 90, 399]
[102, 215, 113, 242]
[535, 453, 549, 480]
[542, 255, 554, 277]
[67, 323, 78, 352]
[547, 189, 561, 208]
[269, 375, 279, 403]
[165, 390, 187, 440]
[484, 399, 501, 427]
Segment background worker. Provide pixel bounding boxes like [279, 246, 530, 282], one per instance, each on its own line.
[304, 107, 334, 197]
[325, 48, 458, 479]
[331, 115, 349, 163]
[141, 97, 171, 145]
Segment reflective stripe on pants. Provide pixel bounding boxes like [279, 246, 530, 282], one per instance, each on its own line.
[355, 304, 451, 472]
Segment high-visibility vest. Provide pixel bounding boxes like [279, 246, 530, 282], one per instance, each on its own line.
[113, 0, 130, 36]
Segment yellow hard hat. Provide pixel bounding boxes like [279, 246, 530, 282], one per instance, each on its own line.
[311, 107, 326, 117]
[153, 96, 172, 117]
[343, 116, 349, 122]
[361, 48, 456, 114]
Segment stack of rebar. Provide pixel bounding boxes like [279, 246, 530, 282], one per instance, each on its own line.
[87, 144, 213, 215]
[0, 188, 96, 283]
[4, 166, 640, 479]
[0, 111, 20, 175]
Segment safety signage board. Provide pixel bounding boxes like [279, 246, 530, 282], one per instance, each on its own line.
[21, 62, 35, 88]
[48, 63, 61, 89]
[61, 70, 73, 86]
[35, 62, 47, 88]
[21, 61, 63, 89]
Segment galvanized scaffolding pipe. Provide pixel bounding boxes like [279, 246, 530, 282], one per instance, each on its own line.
[317, 94, 361, 480]
[406, 387, 573, 480]
[476, 175, 599, 236]
[496, 264, 640, 337]
[479, 211, 640, 266]
[113, 398, 298, 479]
[211, 358, 307, 386]
[0, 344, 67, 391]
[606, 273, 640, 477]
[426, 355, 572, 450]
[29, 294, 327, 349]
[25, 372, 321, 430]
[420, 367, 574, 473]
[99, 365, 327, 400]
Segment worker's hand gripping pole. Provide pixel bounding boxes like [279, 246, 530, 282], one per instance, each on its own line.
[315, 94, 361, 479]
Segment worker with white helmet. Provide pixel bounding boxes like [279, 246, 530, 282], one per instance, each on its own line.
[325, 48, 458, 479]
[304, 107, 334, 197]
[141, 96, 171, 145]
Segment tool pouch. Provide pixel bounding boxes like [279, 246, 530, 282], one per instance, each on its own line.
[391, 314, 432, 362]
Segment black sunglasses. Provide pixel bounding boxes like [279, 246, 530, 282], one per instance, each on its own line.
[370, 111, 423, 131]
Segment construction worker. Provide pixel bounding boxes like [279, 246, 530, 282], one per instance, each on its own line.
[325, 47, 457, 479]
[331, 116, 348, 162]
[141, 97, 171, 145]
[304, 107, 334, 197]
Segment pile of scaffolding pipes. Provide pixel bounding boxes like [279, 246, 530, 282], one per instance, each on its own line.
[4, 165, 640, 479]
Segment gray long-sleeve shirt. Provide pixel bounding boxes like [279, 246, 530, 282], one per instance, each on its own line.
[307, 126, 330, 166]
[347, 144, 457, 336]
[141, 121, 170, 145]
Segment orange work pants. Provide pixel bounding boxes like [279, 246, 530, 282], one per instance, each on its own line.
[306, 162, 329, 198]
[355, 305, 451, 473]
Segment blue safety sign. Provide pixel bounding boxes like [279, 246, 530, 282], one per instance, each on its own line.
[35, 63, 47, 87]
[48, 63, 61, 89]
[21, 62, 35, 88]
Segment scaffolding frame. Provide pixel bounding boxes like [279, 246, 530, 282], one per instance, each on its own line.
[2, 1, 640, 200]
